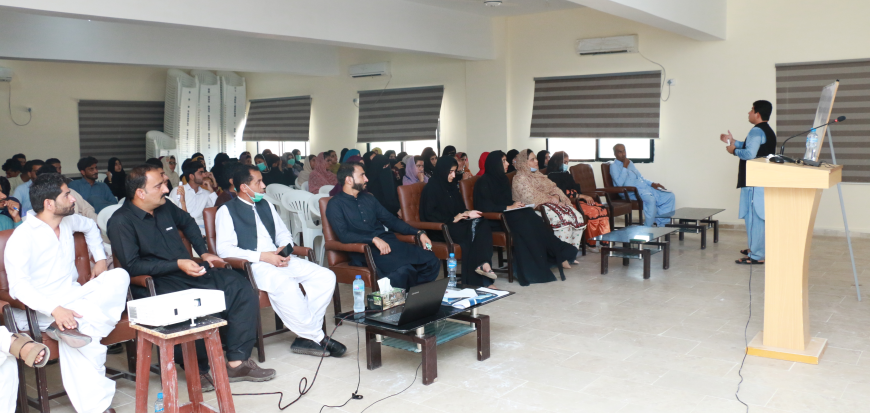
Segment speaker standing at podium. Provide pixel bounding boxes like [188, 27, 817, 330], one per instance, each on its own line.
[721, 100, 777, 265]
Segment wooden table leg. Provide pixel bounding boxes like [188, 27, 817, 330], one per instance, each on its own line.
[476, 315, 490, 361]
[158, 343, 179, 413]
[622, 242, 630, 266]
[420, 335, 437, 385]
[663, 238, 670, 270]
[600, 248, 609, 275]
[366, 327, 382, 371]
[678, 220, 685, 241]
[713, 219, 719, 243]
[642, 249, 651, 279]
[204, 331, 235, 413]
[135, 336, 153, 413]
[700, 225, 707, 249]
[182, 341, 204, 412]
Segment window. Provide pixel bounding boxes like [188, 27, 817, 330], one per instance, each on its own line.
[403, 140, 439, 157]
[256, 141, 309, 156]
[365, 141, 403, 155]
[547, 138, 654, 162]
[78, 100, 164, 170]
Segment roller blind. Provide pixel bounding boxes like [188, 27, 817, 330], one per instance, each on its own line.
[530, 71, 661, 139]
[357, 86, 443, 143]
[78, 100, 164, 169]
[242, 96, 311, 141]
[776, 59, 870, 183]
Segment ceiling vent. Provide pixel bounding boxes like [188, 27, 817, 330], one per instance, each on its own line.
[576, 35, 638, 56]
[349, 62, 390, 78]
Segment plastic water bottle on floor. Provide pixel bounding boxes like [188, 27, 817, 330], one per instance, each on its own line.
[804, 128, 819, 160]
[154, 392, 164, 413]
[352, 275, 365, 317]
[447, 253, 458, 289]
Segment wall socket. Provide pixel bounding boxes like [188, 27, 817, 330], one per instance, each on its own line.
[667, 78, 677, 86]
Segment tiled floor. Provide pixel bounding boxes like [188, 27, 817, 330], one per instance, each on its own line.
[22, 228, 870, 413]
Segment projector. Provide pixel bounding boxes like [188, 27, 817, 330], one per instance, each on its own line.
[127, 289, 226, 327]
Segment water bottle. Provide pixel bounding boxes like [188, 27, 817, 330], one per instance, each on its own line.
[352, 275, 365, 316]
[447, 253, 457, 288]
[154, 392, 164, 413]
[804, 128, 819, 160]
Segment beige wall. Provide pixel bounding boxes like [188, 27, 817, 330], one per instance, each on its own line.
[504, 0, 870, 233]
[0, 59, 166, 171]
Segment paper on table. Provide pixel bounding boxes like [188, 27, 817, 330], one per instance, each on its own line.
[477, 287, 509, 297]
[443, 288, 479, 299]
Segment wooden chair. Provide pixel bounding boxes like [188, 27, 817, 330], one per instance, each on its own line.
[201, 206, 319, 363]
[0, 229, 137, 413]
[600, 163, 645, 226]
[569, 164, 640, 229]
[458, 176, 515, 283]
[396, 182, 460, 278]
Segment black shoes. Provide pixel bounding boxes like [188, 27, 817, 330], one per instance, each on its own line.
[291, 337, 330, 357]
[321, 338, 347, 358]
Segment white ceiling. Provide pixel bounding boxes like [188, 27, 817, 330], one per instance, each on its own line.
[405, 0, 581, 17]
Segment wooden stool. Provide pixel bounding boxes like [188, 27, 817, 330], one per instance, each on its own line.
[131, 316, 235, 413]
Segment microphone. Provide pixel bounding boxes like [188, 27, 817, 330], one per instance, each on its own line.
[779, 116, 846, 156]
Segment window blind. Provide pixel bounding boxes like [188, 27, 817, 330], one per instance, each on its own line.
[78, 100, 164, 169]
[776, 59, 870, 183]
[357, 86, 444, 143]
[530, 71, 661, 139]
[242, 96, 311, 141]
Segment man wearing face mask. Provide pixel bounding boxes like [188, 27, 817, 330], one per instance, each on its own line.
[215, 165, 344, 357]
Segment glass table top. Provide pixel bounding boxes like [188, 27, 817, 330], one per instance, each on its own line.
[656, 208, 725, 220]
[592, 225, 677, 243]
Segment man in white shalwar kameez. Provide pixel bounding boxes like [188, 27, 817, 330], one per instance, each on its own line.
[215, 165, 345, 357]
[5, 173, 129, 413]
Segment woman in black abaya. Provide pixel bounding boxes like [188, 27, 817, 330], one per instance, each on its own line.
[420, 156, 496, 287]
[365, 154, 401, 216]
[473, 151, 578, 286]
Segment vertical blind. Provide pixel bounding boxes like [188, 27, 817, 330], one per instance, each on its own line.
[357, 86, 444, 143]
[776, 59, 870, 183]
[530, 71, 661, 139]
[78, 100, 164, 169]
[242, 96, 311, 141]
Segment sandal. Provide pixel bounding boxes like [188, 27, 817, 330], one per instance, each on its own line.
[740, 249, 750, 256]
[735, 257, 764, 265]
[475, 267, 498, 280]
[10, 333, 50, 368]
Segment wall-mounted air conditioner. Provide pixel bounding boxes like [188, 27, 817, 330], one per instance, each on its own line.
[349, 62, 390, 78]
[576, 35, 638, 56]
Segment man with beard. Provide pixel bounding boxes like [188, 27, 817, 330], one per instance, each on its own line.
[169, 160, 217, 236]
[325, 163, 439, 289]
[108, 164, 273, 390]
[5, 173, 130, 413]
[69, 156, 119, 213]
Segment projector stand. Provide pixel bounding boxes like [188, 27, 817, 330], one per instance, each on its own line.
[826, 128, 861, 301]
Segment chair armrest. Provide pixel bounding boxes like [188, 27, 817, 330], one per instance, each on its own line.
[325, 240, 369, 254]
[222, 257, 251, 271]
[0, 300, 16, 334]
[405, 220, 446, 232]
[481, 212, 504, 221]
[292, 246, 316, 262]
[130, 275, 157, 297]
[0, 291, 27, 312]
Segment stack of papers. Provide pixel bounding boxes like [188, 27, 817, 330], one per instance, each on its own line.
[442, 288, 509, 309]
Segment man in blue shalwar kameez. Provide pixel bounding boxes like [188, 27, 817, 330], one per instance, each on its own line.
[720, 100, 777, 264]
[610, 144, 675, 227]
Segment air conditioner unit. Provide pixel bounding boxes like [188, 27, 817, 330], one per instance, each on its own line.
[576, 35, 638, 56]
[349, 62, 390, 78]
[0, 67, 13, 82]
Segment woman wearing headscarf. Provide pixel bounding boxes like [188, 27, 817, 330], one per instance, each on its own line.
[421, 156, 496, 287]
[162, 156, 180, 188]
[547, 151, 610, 248]
[385, 151, 404, 187]
[420, 147, 437, 181]
[505, 149, 519, 173]
[105, 157, 127, 200]
[474, 151, 578, 285]
[365, 154, 401, 216]
[308, 152, 338, 194]
[403, 155, 424, 185]
[372, 147, 383, 155]
[296, 154, 316, 186]
[280, 152, 298, 185]
[341, 149, 361, 163]
[536, 150, 550, 174]
[339, 148, 349, 164]
[476, 152, 489, 176]
[441, 146, 457, 158]
[513, 149, 586, 253]
[455, 152, 473, 180]
[361, 151, 374, 171]
[239, 151, 253, 166]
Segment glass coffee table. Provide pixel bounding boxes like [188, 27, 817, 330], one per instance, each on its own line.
[592, 226, 678, 279]
[335, 287, 514, 385]
[656, 207, 725, 249]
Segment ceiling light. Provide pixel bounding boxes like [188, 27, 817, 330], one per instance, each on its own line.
[484, 1, 502, 7]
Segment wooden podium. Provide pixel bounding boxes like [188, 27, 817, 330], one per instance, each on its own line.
[744, 159, 843, 364]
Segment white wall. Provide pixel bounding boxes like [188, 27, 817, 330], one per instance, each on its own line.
[505, 0, 870, 233]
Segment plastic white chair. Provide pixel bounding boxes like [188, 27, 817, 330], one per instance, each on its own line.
[301, 181, 309, 192]
[318, 185, 334, 195]
[97, 204, 122, 257]
[265, 184, 295, 233]
[308, 194, 330, 265]
[281, 190, 323, 262]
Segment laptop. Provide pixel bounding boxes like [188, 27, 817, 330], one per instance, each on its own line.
[366, 278, 449, 326]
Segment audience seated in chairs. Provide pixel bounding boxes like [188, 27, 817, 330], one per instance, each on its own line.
[474, 151, 577, 286]
[214, 165, 345, 357]
[609, 143, 675, 227]
[108, 163, 274, 389]
[420, 156, 496, 288]
[2, 158, 24, 193]
[215, 160, 240, 210]
[536, 150, 550, 174]
[309, 152, 338, 194]
[326, 163, 439, 290]
[69, 156, 119, 213]
[5, 173, 129, 413]
[0, 177, 22, 231]
[39, 164, 100, 225]
[12, 159, 44, 215]
[366, 154, 401, 217]
[169, 160, 217, 236]
[546, 151, 611, 249]
[105, 157, 127, 201]
[0, 307, 49, 413]
[512, 149, 586, 256]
